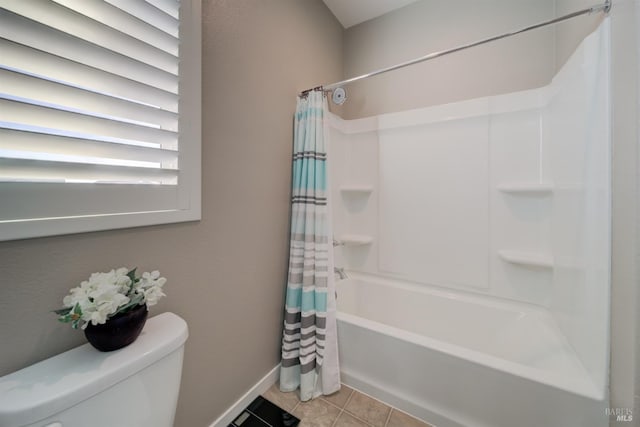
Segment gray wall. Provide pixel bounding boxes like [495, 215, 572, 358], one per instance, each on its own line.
[0, 1, 343, 426]
[555, 0, 604, 69]
[341, 0, 556, 119]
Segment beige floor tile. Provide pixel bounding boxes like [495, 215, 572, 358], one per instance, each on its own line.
[386, 409, 434, 427]
[333, 412, 370, 427]
[321, 384, 354, 408]
[292, 398, 341, 427]
[344, 391, 391, 427]
[262, 383, 300, 412]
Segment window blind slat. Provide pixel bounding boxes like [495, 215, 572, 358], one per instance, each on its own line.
[1, 1, 178, 75]
[0, 183, 180, 221]
[0, 9, 178, 94]
[145, 0, 180, 20]
[106, 0, 179, 37]
[0, 99, 178, 149]
[0, 40, 178, 113]
[52, 0, 178, 56]
[1, 150, 172, 171]
[0, 128, 179, 166]
[0, 68, 178, 132]
[0, 158, 178, 185]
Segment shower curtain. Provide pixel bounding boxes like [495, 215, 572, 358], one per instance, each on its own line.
[280, 90, 340, 401]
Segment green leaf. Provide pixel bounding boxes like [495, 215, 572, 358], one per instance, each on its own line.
[73, 303, 82, 315]
[127, 268, 138, 283]
[115, 294, 144, 314]
[53, 307, 72, 315]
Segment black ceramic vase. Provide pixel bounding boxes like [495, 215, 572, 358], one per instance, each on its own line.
[84, 304, 148, 352]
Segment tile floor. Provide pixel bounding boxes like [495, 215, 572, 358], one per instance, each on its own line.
[262, 383, 433, 427]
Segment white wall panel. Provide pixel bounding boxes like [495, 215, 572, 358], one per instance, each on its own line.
[378, 118, 490, 289]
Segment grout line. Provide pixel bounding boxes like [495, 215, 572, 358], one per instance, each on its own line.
[341, 391, 380, 426]
[327, 388, 355, 427]
[321, 398, 345, 412]
[337, 410, 375, 427]
[340, 387, 406, 427]
[329, 408, 343, 427]
[383, 408, 393, 427]
[341, 409, 376, 426]
[343, 389, 355, 410]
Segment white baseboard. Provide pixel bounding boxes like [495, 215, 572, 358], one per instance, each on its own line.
[209, 364, 280, 427]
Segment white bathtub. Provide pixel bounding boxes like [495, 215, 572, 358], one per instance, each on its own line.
[336, 273, 608, 427]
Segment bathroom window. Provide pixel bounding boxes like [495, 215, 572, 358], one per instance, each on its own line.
[0, 0, 201, 241]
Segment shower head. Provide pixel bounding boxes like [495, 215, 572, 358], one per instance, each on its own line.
[332, 87, 347, 105]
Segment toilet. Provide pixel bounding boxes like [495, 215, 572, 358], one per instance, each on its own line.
[0, 312, 188, 427]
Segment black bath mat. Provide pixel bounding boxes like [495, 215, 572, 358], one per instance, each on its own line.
[229, 396, 300, 427]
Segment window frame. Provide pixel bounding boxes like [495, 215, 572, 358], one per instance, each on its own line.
[0, 0, 201, 241]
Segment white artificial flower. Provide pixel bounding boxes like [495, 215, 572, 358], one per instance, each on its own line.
[62, 285, 89, 308]
[139, 270, 167, 289]
[86, 310, 107, 327]
[143, 286, 166, 306]
[114, 268, 132, 292]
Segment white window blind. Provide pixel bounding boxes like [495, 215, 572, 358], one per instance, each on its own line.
[0, 0, 201, 241]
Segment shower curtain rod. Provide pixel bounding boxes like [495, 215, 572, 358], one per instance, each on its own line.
[300, 0, 611, 96]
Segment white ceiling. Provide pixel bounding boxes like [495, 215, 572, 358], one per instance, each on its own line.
[322, 0, 421, 29]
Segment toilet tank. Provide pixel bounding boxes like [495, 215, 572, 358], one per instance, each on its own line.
[0, 312, 188, 427]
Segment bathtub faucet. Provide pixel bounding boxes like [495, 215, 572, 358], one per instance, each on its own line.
[334, 267, 348, 280]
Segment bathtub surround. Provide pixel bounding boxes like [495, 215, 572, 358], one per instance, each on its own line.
[338, 0, 640, 423]
[281, 91, 340, 401]
[329, 21, 610, 427]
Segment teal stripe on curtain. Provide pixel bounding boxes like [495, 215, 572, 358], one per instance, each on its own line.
[285, 288, 328, 313]
[291, 159, 327, 191]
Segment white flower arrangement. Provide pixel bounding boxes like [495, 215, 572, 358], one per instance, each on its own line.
[55, 268, 166, 330]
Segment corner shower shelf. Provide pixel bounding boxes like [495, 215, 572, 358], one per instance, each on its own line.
[497, 183, 554, 195]
[498, 250, 554, 268]
[335, 234, 374, 246]
[339, 185, 374, 194]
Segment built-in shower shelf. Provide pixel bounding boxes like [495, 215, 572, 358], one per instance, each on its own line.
[498, 250, 554, 268]
[497, 183, 554, 195]
[336, 234, 374, 246]
[340, 185, 374, 194]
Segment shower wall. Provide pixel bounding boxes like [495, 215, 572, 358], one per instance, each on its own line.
[329, 21, 610, 395]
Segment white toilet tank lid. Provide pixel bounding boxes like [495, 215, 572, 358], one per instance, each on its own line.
[0, 312, 188, 427]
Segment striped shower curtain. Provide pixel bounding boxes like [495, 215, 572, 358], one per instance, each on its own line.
[280, 90, 340, 401]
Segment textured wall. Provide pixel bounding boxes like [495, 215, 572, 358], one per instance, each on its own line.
[340, 0, 556, 119]
[0, 1, 343, 426]
[555, 0, 603, 69]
